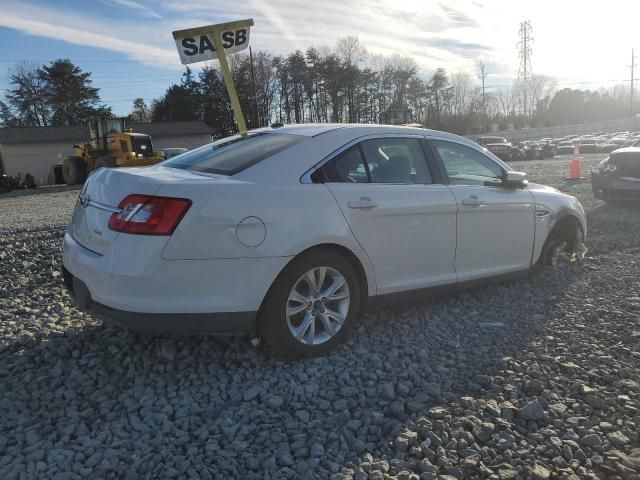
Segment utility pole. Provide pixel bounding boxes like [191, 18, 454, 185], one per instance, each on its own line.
[249, 46, 260, 127]
[478, 62, 488, 132]
[517, 21, 533, 118]
[628, 49, 638, 116]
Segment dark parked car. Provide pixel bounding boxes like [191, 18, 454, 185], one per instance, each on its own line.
[475, 136, 513, 161]
[510, 141, 526, 161]
[592, 147, 640, 202]
[577, 140, 598, 153]
[556, 141, 575, 155]
[541, 141, 556, 159]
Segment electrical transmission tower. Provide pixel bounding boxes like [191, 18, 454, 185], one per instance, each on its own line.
[516, 20, 533, 117]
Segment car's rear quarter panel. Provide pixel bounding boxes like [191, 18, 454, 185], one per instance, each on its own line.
[157, 175, 378, 297]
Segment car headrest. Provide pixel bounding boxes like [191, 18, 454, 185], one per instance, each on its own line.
[374, 155, 411, 183]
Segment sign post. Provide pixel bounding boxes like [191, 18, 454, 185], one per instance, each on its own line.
[172, 18, 254, 134]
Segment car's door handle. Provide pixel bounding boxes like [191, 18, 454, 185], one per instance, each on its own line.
[347, 197, 378, 209]
[461, 196, 485, 206]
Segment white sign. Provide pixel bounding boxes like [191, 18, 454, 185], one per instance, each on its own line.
[172, 20, 253, 65]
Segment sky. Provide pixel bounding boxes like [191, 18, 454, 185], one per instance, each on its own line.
[1, 0, 639, 117]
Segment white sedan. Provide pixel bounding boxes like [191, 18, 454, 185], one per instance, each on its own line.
[62, 124, 587, 357]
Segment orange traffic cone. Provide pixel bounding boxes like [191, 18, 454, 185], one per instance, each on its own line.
[566, 156, 585, 180]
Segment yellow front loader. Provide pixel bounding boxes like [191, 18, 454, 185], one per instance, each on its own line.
[50, 118, 165, 185]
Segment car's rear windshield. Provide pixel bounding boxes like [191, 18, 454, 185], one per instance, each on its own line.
[162, 132, 304, 175]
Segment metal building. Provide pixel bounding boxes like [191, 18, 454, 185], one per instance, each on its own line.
[0, 121, 213, 184]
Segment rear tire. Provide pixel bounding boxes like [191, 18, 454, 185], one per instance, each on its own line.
[23, 173, 36, 189]
[258, 249, 361, 358]
[48, 167, 58, 186]
[62, 157, 87, 185]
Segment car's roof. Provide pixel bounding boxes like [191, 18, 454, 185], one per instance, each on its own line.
[253, 123, 465, 140]
[611, 147, 640, 155]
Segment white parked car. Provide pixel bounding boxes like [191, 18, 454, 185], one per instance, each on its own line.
[62, 124, 587, 357]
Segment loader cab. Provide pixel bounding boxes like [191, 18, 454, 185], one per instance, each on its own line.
[128, 133, 155, 158]
[88, 118, 126, 152]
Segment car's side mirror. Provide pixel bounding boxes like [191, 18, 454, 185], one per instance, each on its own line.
[503, 171, 528, 188]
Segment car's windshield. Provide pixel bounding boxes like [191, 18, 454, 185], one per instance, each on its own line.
[162, 132, 304, 175]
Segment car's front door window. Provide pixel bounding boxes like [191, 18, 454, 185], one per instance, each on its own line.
[432, 140, 503, 186]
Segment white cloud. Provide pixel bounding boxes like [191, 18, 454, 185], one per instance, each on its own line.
[97, 0, 164, 19]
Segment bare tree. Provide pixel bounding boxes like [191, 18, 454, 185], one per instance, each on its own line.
[449, 72, 473, 117]
[3, 62, 50, 126]
[496, 86, 518, 117]
[335, 36, 367, 67]
[528, 74, 557, 115]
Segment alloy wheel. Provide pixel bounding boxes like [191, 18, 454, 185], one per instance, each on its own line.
[286, 266, 350, 345]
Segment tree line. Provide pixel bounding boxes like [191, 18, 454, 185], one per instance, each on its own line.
[1, 38, 637, 136]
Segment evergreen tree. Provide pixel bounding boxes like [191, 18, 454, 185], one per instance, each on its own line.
[39, 59, 111, 125]
[129, 98, 150, 123]
[151, 68, 202, 123]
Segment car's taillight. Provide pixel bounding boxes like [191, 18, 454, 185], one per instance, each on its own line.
[108, 194, 191, 235]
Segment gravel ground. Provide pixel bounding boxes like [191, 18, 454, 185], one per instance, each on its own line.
[1, 155, 639, 480]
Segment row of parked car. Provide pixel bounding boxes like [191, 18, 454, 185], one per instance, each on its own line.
[550, 131, 640, 155]
[475, 131, 640, 161]
[474, 136, 556, 161]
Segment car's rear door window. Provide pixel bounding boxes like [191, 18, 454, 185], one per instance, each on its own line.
[163, 132, 303, 175]
[322, 146, 370, 183]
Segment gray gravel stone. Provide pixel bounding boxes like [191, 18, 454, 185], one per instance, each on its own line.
[519, 399, 545, 420]
[608, 431, 630, 447]
[265, 395, 284, 408]
[243, 385, 264, 401]
[381, 383, 396, 401]
[580, 433, 603, 448]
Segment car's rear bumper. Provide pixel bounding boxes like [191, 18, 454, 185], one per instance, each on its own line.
[62, 231, 291, 334]
[592, 171, 640, 201]
[62, 266, 256, 334]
